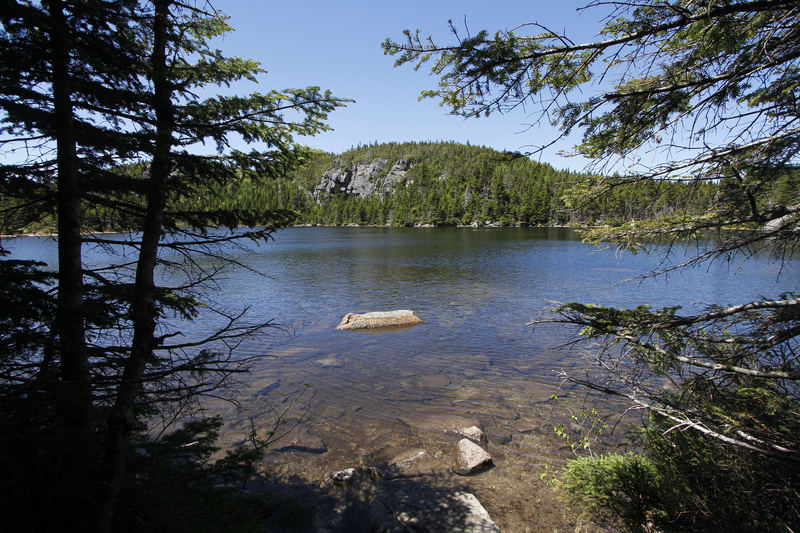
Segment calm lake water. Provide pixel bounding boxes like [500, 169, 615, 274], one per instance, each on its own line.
[198, 227, 794, 454]
[5, 226, 797, 517]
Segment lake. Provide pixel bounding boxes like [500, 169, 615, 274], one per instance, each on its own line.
[5, 226, 795, 529]
[198, 226, 792, 446]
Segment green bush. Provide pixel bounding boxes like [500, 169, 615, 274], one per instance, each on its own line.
[635, 417, 800, 532]
[562, 452, 665, 533]
[561, 418, 800, 532]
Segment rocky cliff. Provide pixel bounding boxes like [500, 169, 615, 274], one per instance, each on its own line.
[312, 157, 411, 200]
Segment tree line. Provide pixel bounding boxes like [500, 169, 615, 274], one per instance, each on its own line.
[9, 140, 797, 233]
[172, 140, 788, 228]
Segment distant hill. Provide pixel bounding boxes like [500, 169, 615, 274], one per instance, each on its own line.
[8, 141, 794, 234]
[175, 140, 719, 227]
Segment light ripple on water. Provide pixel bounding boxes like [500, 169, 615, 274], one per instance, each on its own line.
[183, 227, 794, 472]
[5, 227, 795, 472]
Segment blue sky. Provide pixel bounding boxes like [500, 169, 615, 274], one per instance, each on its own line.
[215, 1, 606, 171]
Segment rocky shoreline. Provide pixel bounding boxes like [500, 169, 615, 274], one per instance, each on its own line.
[239, 406, 590, 533]
[324, 426, 500, 532]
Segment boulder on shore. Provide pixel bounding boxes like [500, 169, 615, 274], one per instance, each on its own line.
[452, 438, 493, 476]
[336, 310, 423, 331]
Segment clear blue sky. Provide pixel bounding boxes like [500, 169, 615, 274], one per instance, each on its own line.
[215, 1, 606, 171]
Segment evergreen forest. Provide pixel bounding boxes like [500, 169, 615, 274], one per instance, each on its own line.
[177, 140, 798, 228]
[8, 140, 798, 234]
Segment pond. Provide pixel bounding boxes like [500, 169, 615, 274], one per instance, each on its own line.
[6, 226, 794, 530]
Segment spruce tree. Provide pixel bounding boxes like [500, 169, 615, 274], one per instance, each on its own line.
[0, 1, 346, 529]
[386, 0, 800, 529]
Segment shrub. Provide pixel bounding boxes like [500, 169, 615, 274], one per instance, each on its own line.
[562, 452, 665, 533]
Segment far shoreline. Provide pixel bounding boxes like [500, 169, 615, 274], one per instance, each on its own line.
[2, 222, 575, 240]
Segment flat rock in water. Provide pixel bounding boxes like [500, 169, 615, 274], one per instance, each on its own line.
[508, 418, 540, 434]
[336, 310, 423, 331]
[453, 438, 493, 476]
[398, 414, 478, 434]
[369, 479, 500, 532]
[315, 356, 345, 368]
[484, 426, 514, 445]
[251, 379, 281, 398]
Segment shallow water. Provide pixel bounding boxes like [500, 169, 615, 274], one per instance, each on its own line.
[6, 226, 795, 529]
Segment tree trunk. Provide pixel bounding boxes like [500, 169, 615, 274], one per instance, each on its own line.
[97, 1, 173, 530]
[47, 0, 94, 523]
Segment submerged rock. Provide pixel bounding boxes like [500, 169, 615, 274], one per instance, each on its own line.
[336, 310, 423, 331]
[454, 426, 487, 446]
[384, 449, 440, 479]
[251, 379, 281, 398]
[276, 429, 328, 454]
[330, 468, 358, 486]
[484, 426, 514, 445]
[452, 439, 493, 476]
[327, 466, 383, 487]
[316, 356, 345, 368]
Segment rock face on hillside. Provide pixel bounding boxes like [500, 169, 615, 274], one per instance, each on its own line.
[313, 158, 411, 200]
[336, 310, 423, 331]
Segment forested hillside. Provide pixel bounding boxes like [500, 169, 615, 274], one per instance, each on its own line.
[6, 141, 796, 233]
[173, 141, 736, 227]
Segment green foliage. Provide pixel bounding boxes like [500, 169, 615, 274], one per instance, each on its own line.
[562, 453, 665, 533]
[0, 255, 55, 367]
[561, 412, 800, 532]
[550, 297, 800, 530]
[0, 1, 345, 530]
[5, 139, 719, 232]
[551, 394, 609, 457]
[637, 414, 799, 532]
